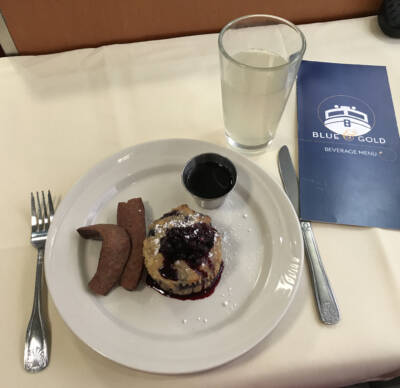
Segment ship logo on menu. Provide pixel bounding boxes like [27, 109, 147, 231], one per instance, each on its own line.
[323, 104, 371, 136]
[314, 95, 386, 144]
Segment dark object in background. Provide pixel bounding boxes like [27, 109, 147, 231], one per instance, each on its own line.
[378, 0, 400, 37]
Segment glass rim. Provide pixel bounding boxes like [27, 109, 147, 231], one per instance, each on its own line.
[218, 14, 306, 71]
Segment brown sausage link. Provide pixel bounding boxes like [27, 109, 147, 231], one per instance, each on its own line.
[117, 198, 146, 290]
[77, 224, 131, 295]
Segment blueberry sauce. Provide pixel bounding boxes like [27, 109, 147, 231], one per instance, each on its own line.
[146, 262, 224, 300]
[160, 210, 179, 219]
[158, 222, 216, 280]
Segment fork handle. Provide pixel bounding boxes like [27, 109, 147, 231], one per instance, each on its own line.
[24, 248, 49, 372]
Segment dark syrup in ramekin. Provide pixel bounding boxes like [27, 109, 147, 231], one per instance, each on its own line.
[186, 161, 234, 199]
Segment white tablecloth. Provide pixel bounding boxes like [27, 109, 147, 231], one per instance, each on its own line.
[1, 16, 400, 388]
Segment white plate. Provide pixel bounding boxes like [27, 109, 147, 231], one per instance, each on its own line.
[45, 139, 303, 374]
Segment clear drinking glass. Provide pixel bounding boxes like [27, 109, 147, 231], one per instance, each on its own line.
[218, 15, 306, 152]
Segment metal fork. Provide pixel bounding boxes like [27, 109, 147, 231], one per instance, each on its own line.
[24, 191, 54, 372]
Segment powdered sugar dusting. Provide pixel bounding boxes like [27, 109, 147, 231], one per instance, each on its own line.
[153, 212, 208, 239]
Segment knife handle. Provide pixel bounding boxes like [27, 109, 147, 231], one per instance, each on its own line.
[301, 221, 340, 325]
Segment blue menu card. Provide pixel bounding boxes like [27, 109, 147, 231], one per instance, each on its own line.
[297, 60, 400, 230]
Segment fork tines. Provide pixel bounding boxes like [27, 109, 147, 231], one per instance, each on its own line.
[31, 191, 55, 233]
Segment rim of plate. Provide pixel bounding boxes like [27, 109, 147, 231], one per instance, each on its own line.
[44, 138, 303, 374]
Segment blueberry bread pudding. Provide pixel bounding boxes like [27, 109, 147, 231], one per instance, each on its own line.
[143, 204, 223, 298]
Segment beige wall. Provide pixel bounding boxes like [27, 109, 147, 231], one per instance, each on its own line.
[0, 0, 381, 55]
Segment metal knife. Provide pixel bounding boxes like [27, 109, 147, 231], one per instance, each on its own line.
[278, 145, 340, 325]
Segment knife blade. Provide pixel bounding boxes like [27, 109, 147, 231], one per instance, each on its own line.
[278, 145, 340, 325]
